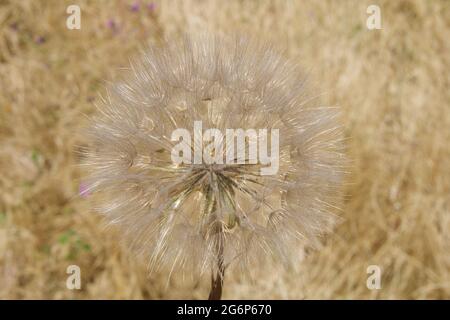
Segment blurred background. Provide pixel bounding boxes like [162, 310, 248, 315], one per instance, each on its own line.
[0, 0, 449, 299]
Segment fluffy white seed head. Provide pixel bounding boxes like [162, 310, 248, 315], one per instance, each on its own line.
[83, 35, 345, 277]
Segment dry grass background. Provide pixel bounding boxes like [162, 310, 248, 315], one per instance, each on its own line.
[0, 0, 449, 299]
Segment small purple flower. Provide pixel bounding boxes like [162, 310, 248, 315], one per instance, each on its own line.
[9, 22, 18, 31]
[79, 182, 91, 198]
[147, 2, 156, 12]
[106, 19, 115, 28]
[130, 2, 140, 12]
[35, 36, 45, 44]
[106, 19, 121, 34]
[106, 19, 117, 30]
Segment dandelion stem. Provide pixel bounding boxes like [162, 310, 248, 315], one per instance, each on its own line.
[208, 235, 225, 300]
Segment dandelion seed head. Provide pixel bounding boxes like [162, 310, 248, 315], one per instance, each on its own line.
[83, 35, 345, 277]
